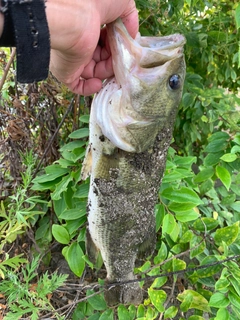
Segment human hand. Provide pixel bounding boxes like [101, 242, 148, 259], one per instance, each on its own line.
[46, 0, 138, 96]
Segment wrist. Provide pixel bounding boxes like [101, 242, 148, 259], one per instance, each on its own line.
[0, 0, 50, 83]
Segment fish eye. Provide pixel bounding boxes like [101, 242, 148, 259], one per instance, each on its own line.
[169, 74, 181, 90]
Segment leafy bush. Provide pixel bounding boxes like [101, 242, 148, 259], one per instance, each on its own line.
[0, 256, 67, 320]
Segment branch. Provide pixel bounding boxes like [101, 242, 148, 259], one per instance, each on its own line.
[40, 254, 239, 319]
[0, 48, 16, 92]
[105, 254, 240, 288]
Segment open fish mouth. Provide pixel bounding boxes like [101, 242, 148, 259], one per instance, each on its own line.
[138, 33, 186, 50]
[108, 19, 186, 72]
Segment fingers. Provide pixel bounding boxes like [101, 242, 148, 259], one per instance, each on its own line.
[70, 56, 113, 96]
[81, 46, 113, 80]
[70, 77, 103, 96]
[48, 0, 139, 96]
[120, 0, 139, 38]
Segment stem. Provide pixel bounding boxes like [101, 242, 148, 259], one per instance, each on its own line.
[0, 48, 16, 91]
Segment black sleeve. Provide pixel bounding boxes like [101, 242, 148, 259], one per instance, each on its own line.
[0, 0, 50, 83]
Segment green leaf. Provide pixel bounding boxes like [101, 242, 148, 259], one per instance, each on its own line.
[228, 291, 240, 309]
[214, 222, 239, 246]
[137, 305, 145, 318]
[201, 115, 208, 122]
[215, 308, 230, 320]
[32, 166, 69, 183]
[220, 153, 237, 162]
[205, 139, 228, 153]
[162, 170, 187, 182]
[74, 183, 90, 199]
[99, 309, 114, 320]
[145, 306, 158, 319]
[199, 179, 214, 195]
[0, 254, 27, 269]
[215, 278, 229, 291]
[59, 204, 87, 220]
[227, 261, 240, 279]
[168, 202, 197, 212]
[137, 261, 151, 273]
[174, 155, 196, 167]
[235, 3, 240, 29]
[164, 306, 178, 319]
[216, 166, 231, 190]
[53, 196, 67, 217]
[197, 256, 222, 278]
[208, 31, 227, 43]
[231, 145, 240, 154]
[190, 238, 206, 258]
[179, 230, 193, 243]
[229, 276, 240, 296]
[208, 292, 229, 308]
[175, 209, 199, 222]
[194, 167, 214, 183]
[69, 128, 89, 139]
[128, 305, 136, 320]
[117, 305, 131, 320]
[230, 201, 240, 212]
[151, 276, 168, 289]
[51, 175, 73, 200]
[173, 259, 186, 272]
[65, 242, 85, 277]
[208, 132, 230, 142]
[193, 218, 219, 231]
[182, 92, 196, 108]
[52, 224, 70, 244]
[60, 141, 86, 152]
[162, 214, 176, 235]
[79, 114, 90, 123]
[148, 288, 166, 312]
[169, 220, 180, 241]
[161, 187, 203, 205]
[88, 314, 101, 320]
[188, 317, 205, 320]
[87, 290, 107, 310]
[177, 290, 211, 312]
[155, 204, 165, 232]
[204, 152, 224, 166]
[154, 242, 168, 264]
[179, 292, 193, 312]
[233, 134, 240, 145]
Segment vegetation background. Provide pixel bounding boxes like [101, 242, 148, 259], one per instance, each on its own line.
[0, 0, 240, 319]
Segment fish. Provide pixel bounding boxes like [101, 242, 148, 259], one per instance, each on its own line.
[81, 18, 186, 306]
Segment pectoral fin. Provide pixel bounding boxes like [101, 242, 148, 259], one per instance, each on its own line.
[81, 144, 92, 180]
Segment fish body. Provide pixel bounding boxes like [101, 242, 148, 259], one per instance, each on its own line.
[81, 19, 186, 306]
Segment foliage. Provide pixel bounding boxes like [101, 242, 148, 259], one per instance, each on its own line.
[0, 256, 68, 320]
[31, 116, 90, 277]
[0, 0, 240, 319]
[0, 151, 47, 279]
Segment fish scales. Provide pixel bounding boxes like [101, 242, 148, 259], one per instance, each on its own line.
[81, 18, 186, 306]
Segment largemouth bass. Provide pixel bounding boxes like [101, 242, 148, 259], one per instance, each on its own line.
[81, 18, 186, 306]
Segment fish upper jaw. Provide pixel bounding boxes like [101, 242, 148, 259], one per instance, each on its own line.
[106, 18, 186, 86]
